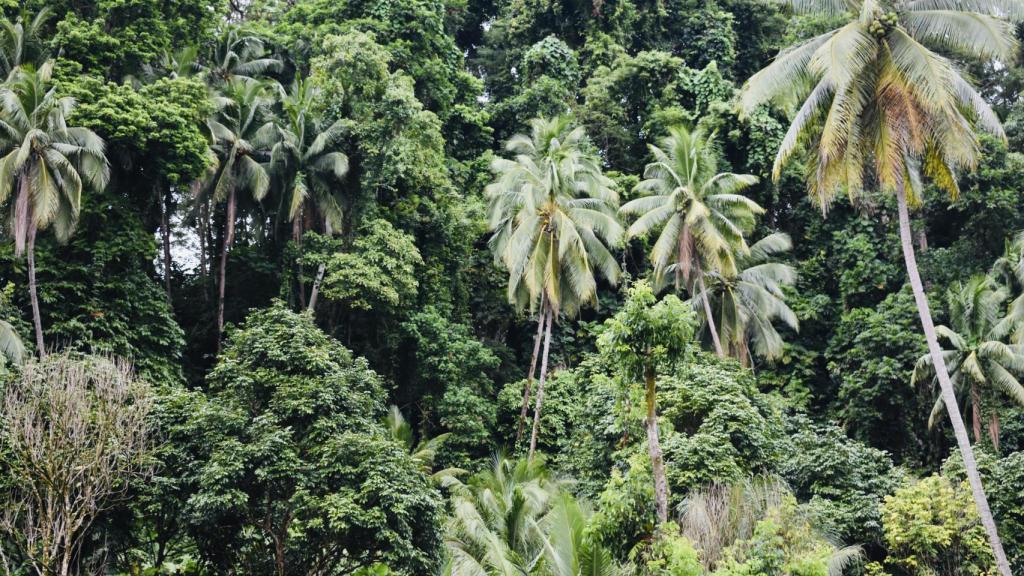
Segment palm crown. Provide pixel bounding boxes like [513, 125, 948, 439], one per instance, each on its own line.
[621, 125, 762, 289]
[206, 78, 275, 206]
[269, 78, 349, 235]
[0, 63, 109, 256]
[741, 0, 1022, 205]
[486, 116, 623, 316]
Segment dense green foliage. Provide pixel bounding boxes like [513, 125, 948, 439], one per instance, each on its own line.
[1, 0, 1024, 573]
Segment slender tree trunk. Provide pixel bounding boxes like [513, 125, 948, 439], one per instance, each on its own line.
[27, 219, 44, 358]
[971, 383, 983, 445]
[896, 185, 1011, 576]
[645, 363, 669, 524]
[517, 300, 547, 445]
[990, 410, 1001, 453]
[217, 188, 237, 350]
[528, 307, 554, 459]
[307, 218, 332, 312]
[294, 204, 307, 309]
[160, 185, 173, 303]
[197, 201, 208, 280]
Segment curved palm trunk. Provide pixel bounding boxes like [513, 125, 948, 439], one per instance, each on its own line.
[27, 220, 44, 358]
[517, 297, 547, 445]
[681, 234, 724, 358]
[645, 363, 669, 524]
[307, 218, 332, 313]
[696, 273, 724, 358]
[528, 307, 554, 459]
[217, 187, 237, 350]
[896, 186, 1011, 575]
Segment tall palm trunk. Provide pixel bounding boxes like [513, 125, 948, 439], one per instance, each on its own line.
[307, 219, 332, 312]
[896, 185, 1011, 576]
[160, 185, 173, 303]
[293, 203, 307, 309]
[27, 219, 44, 358]
[645, 363, 669, 524]
[528, 307, 554, 459]
[517, 297, 547, 445]
[217, 187, 237, 350]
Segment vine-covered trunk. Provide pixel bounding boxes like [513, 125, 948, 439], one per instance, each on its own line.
[645, 364, 669, 524]
[517, 301, 547, 445]
[896, 185, 1011, 576]
[217, 187, 237, 350]
[27, 220, 44, 358]
[528, 308, 554, 459]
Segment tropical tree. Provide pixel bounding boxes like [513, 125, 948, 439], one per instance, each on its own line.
[486, 115, 623, 457]
[620, 125, 762, 358]
[0, 63, 109, 356]
[269, 78, 349, 310]
[912, 276, 1024, 451]
[597, 280, 694, 524]
[740, 0, 1022, 568]
[699, 232, 798, 365]
[202, 77, 274, 343]
[0, 8, 50, 79]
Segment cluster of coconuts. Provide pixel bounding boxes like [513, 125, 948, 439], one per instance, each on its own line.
[869, 11, 899, 38]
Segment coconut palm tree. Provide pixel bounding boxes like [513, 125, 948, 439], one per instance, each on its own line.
[269, 78, 349, 311]
[912, 276, 1024, 451]
[486, 116, 623, 458]
[740, 0, 1022, 567]
[203, 26, 282, 86]
[699, 232, 798, 366]
[620, 125, 762, 358]
[444, 455, 621, 576]
[383, 405, 464, 483]
[539, 493, 627, 576]
[0, 319, 25, 366]
[0, 63, 109, 356]
[991, 231, 1024, 344]
[203, 78, 275, 343]
[0, 8, 51, 79]
[444, 455, 559, 575]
